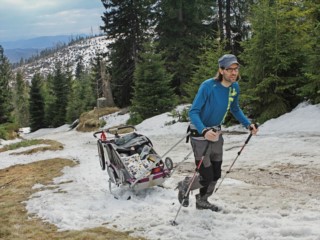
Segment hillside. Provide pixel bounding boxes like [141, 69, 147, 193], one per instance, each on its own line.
[1, 103, 320, 240]
[2, 35, 83, 63]
[14, 36, 110, 82]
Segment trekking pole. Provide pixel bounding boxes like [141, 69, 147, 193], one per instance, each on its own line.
[169, 150, 193, 176]
[214, 124, 258, 193]
[161, 132, 190, 159]
[170, 143, 209, 226]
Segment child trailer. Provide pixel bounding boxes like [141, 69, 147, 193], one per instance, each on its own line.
[93, 126, 174, 194]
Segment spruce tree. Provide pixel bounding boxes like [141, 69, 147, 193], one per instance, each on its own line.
[66, 72, 95, 123]
[0, 45, 13, 124]
[183, 38, 225, 102]
[298, 1, 320, 104]
[130, 43, 177, 124]
[90, 54, 105, 100]
[155, 0, 216, 96]
[100, 0, 156, 107]
[241, 0, 308, 122]
[12, 70, 30, 127]
[66, 79, 84, 123]
[42, 73, 55, 127]
[75, 55, 85, 79]
[29, 73, 45, 132]
[81, 73, 96, 111]
[216, 0, 253, 54]
[50, 62, 71, 127]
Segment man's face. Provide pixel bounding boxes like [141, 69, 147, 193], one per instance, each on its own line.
[220, 63, 239, 83]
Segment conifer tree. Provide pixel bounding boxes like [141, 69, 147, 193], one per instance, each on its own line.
[216, 0, 253, 54]
[241, 0, 308, 122]
[12, 70, 30, 127]
[130, 43, 177, 124]
[100, 0, 156, 107]
[66, 72, 95, 123]
[0, 45, 13, 124]
[75, 55, 85, 79]
[81, 72, 96, 110]
[90, 54, 104, 99]
[66, 79, 84, 123]
[29, 73, 45, 132]
[50, 62, 71, 127]
[298, 1, 320, 104]
[155, 0, 216, 96]
[42, 73, 55, 127]
[183, 38, 225, 102]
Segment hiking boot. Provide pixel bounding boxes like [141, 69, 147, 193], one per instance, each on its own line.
[177, 177, 191, 207]
[195, 194, 219, 212]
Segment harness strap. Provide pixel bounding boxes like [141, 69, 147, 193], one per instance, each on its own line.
[186, 125, 190, 143]
[186, 125, 221, 143]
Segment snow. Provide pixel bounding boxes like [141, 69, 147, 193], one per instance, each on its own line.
[1, 102, 320, 240]
[14, 36, 110, 82]
[259, 102, 320, 135]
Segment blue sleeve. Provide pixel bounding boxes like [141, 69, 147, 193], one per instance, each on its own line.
[230, 84, 251, 128]
[189, 83, 207, 134]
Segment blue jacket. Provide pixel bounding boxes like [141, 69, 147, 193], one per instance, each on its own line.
[189, 78, 251, 134]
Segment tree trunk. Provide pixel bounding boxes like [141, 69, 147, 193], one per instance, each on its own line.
[225, 0, 232, 52]
[218, 0, 224, 43]
[178, 0, 183, 22]
[100, 60, 115, 107]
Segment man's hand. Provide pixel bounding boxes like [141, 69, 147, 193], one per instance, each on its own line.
[249, 123, 258, 135]
[203, 129, 220, 142]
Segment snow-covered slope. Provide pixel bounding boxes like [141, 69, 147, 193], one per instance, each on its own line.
[14, 36, 110, 82]
[1, 102, 320, 240]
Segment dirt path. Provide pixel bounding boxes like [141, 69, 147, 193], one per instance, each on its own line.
[174, 160, 320, 214]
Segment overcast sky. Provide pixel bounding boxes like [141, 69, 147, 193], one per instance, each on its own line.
[0, 0, 105, 42]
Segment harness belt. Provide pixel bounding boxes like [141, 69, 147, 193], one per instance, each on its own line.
[186, 124, 221, 143]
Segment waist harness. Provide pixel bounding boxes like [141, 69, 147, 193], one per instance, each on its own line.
[186, 125, 221, 143]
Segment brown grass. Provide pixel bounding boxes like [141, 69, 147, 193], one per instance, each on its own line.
[0, 158, 145, 240]
[12, 139, 63, 155]
[76, 107, 120, 132]
[0, 139, 63, 154]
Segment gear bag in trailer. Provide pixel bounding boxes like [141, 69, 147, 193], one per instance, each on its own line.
[93, 126, 174, 195]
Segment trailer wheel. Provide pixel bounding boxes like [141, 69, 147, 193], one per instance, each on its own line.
[119, 169, 127, 185]
[107, 166, 117, 184]
[97, 140, 106, 170]
[165, 157, 173, 170]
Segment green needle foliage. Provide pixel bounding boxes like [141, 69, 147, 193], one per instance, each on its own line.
[129, 43, 177, 124]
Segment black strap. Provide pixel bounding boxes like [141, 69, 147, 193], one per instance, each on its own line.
[186, 126, 203, 143]
[186, 125, 221, 143]
[186, 125, 190, 143]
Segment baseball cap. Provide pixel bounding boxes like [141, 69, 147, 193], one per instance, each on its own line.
[218, 54, 239, 69]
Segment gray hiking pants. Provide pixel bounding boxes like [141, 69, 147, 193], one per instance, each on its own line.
[189, 134, 223, 197]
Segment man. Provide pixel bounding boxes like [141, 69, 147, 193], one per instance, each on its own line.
[177, 54, 258, 211]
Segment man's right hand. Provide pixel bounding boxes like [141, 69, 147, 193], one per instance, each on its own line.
[248, 123, 259, 135]
[203, 129, 220, 142]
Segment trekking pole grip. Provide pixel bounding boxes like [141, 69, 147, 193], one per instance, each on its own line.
[245, 123, 259, 144]
[249, 123, 259, 131]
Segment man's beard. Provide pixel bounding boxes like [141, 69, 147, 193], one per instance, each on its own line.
[223, 74, 237, 83]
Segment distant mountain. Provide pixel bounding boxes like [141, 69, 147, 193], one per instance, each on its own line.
[13, 35, 109, 82]
[4, 48, 39, 63]
[1, 35, 86, 49]
[1, 35, 88, 63]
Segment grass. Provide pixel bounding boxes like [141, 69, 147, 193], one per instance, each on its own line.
[0, 139, 64, 154]
[0, 139, 145, 240]
[76, 107, 120, 132]
[0, 158, 145, 240]
[0, 122, 19, 140]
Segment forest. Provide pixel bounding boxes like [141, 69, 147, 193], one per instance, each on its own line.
[0, 0, 319, 138]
